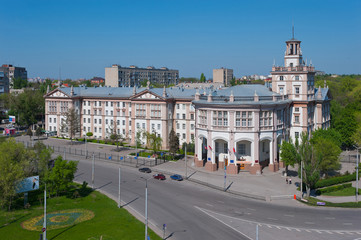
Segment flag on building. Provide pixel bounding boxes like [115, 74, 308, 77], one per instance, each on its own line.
[208, 145, 212, 151]
[233, 147, 236, 153]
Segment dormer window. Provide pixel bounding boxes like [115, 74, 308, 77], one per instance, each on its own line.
[279, 76, 284, 81]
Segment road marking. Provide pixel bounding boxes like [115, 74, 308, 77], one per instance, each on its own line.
[343, 223, 353, 226]
[325, 217, 335, 220]
[247, 208, 256, 211]
[285, 227, 291, 231]
[284, 214, 294, 217]
[206, 203, 213, 207]
[315, 230, 322, 234]
[218, 200, 224, 203]
[195, 206, 253, 240]
[305, 221, 315, 224]
[194, 206, 361, 235]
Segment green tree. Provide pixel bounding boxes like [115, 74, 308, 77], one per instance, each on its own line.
[230, 77, 236, 86]
[169, 129, 179, 158]
[26, 127, 33, 139]
[299, 133, 321, 197]
[311, 128, 342, 148]
[33, 141, 53, 188]
[149, 131, 162, 153]
[35, 127, 43, 140]
[0, 139, 30, 210]
[110, 132, 124, 151]
[279, 139, 298, 176]
[313, 137, 341, 177]
[48, 156, 78, 197]
[60, 107, 80, 144]
[86, 132, 93, 138]
[135, 130, 142, 148]
[12, 77, 28, 89]
[200, 73, 206, 83]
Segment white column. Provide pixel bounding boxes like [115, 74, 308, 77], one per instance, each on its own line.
[211, 140, 215, 164]
[269, 140, 274, 165]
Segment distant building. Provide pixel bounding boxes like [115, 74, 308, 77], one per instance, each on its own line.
[0, 64, 27, 91]
[105, 65, 179, 87]
[90, 77, 104, 85]
[213, 68, 233, 86]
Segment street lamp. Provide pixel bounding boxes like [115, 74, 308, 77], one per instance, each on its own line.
[84, 132, 88, 158]
[141, 177, 152, 240]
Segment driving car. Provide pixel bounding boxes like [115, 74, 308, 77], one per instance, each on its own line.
[170, 174, 183, 181]
[139, 167, 152, 173]
[153, 173, 166, 180]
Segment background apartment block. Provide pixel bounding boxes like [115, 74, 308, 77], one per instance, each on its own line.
[213, 68, 233, 86]
[105, 64, 179, 87]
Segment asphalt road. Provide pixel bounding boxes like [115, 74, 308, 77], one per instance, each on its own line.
[73, 157, 361, 240]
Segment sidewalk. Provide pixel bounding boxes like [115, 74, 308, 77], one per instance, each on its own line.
[153, 158, 300, 204]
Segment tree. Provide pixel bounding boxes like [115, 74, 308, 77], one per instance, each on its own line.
[279, 139, 298, 176]
[230, 77, 236, 86]
[110, 132, 124, 151]
[36, 127, 43, 140]
[33, 141, 53, 188]
[311, 128, 342, 148]
[0, 139, 30, 210]
[86, 132, 93, 138]
[60, 107, 80, 144]
[149, 131, 162, 153]
[169, 129, 179, 157]
[200, 73, 206, 83]
[313, 137, 341, 177]
[48, 156, 78, 197]
[26, 127, 33, 139]
[135, 130, 142, 148]
[12, 77, 28, 89]
[298, 133, 321, 197]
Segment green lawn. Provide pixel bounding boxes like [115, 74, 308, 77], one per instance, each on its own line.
[0, 185, 161, 240]
[300, 197, 361, 208]
[322, 187, 361, 196]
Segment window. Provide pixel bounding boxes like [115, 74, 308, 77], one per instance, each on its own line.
[99, 127, 102, 133]
[295, 87, 300, 94]
[295, 107, 299, 112]
[49, 126, 52, 131]
[111, 102, 113, 107]
[99, 119, 102, 124]
[88, 118, 90, 123]
[279, 87, 284, 95]
[106, 119, 108, 124]
[191, 114, 194, 120]
[199, 110, 207, 125]
[94, 110, 97, 115]
[295, 132, 299, 138]
[260, 111, 272, 127]
[295, 76, 300, 81]
[106, 110, 108, 116]
[111, 120, 113, 125]
[83, 101, 86, 106]
[182, 124, 186, 129]
[213, 111, 228, 126]
[152, 124, 155, 129]
[295, 116, 300, 123]
[117, 102, 120, 107]
[117, 120, 120, 125]
[137, 123, 140, 128]
[54, 126, 56, 131]
[95, 119, 97, 124]
[182, 114, 186, 119]
[123, 102, 125, 107]
[176, 104, 179, 109]
[50, 118, 52, 123]
[191, 134, 194, 140]
[177, 123, 180, 129]
[142, 123, 145, 129]
[182, 104, 185, 110]
[88, 127, 90, 132]
[88, 101, 90, 106]
[176, 113, 179, 119]
[279, 76, 284, 81]
[94, 127, 97, 132]
[123, 129, 125, 134]
[111, 110, 113, 116]
[150, 104, 161, 118]
[88, 110, 90, 115]
[236, 111, 252, 127]
[177, 133, 180, 138]
[106, 102, 108, 107]
[183, 133, 186, 139]
[191, 124, 194, 130]
[83, 109, 86, 114]
[99, 101, 101, 106]
[136, 104, 146, 117]
[54, 118, 56, 123]
[123, 120, 125, 125]
[157, 124, 160, 130]
[95, 102, 97, 107]
[83, 118, 86, 123]
[237, 144, 246, 155]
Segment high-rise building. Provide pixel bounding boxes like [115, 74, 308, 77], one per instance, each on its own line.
[0, 64, 28, 93]
[105, 65, 179, 87]
[213, 68, 233, 86]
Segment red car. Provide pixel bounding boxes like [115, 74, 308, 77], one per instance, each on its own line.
[153, 173, 166, 180]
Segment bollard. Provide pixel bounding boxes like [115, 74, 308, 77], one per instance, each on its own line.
[294, 194, 296, 200]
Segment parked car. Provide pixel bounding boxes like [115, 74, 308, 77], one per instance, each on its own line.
[153, 173, 166, 180]
[139, 167, 152, 173]
[170, 174, 183, 181]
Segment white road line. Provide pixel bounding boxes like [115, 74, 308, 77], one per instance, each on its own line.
[315, 230, 322, 234]
[206, 203, 213, 207]
[247, 208, 256, 211]
[296, 229, 301, 232]
[285, 227, 291, 231]
[194, 206, 361, 235]
[218, 200, 224, 203]
[325, 217, 335, 220]
[343, 223, 353, 225]
[195, 206, 253, 240]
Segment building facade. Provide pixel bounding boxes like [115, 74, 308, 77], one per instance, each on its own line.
[44, 37, 330, 175]
[213, 68, 233, 86]
[105, 65, 179, 87]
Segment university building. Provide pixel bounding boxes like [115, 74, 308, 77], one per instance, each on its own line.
[44, 36, 330, 174]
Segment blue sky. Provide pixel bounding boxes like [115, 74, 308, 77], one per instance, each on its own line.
[0, 0, 360, 79]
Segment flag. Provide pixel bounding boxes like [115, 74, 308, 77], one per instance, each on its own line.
[233, 147, 236, 153]
[205, 146, 208, 150]
[208, 145, 212, 151]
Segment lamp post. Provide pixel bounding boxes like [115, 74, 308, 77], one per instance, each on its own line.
[356, 147, 359, 203]
[141, 177, 152, 240]
[84, 132, 88, 158]
[185, 145, 187, 179]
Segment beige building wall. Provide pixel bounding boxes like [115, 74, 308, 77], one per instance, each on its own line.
[213, 68, 233, 86]
[105, 65, 119, 87]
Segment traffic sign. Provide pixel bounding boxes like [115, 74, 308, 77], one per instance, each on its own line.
[42, 227, 46, 232]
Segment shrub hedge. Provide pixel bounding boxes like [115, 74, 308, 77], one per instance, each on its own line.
[315, 183, 352, 195]
[315, 173, 358, 189]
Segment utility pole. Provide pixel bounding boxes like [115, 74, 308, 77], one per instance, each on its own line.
[301, 161, 303, 198]
[185, 145, 187, 179]
[224, 165, 227, 191]
[92, 154, 95, 189]
[43, 184, 47, 240]
[118, 167, 121, 208]
[85, 133, 88, 158]
[256, 224, 259, 240]
[145, 178, 148, 240]
[357, 148, 359, 203]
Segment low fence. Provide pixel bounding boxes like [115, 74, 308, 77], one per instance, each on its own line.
[16, 139, 168, 168]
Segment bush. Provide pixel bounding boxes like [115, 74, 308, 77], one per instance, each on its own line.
[316, 183, 352, 195]
[315, 173, 359, 189]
